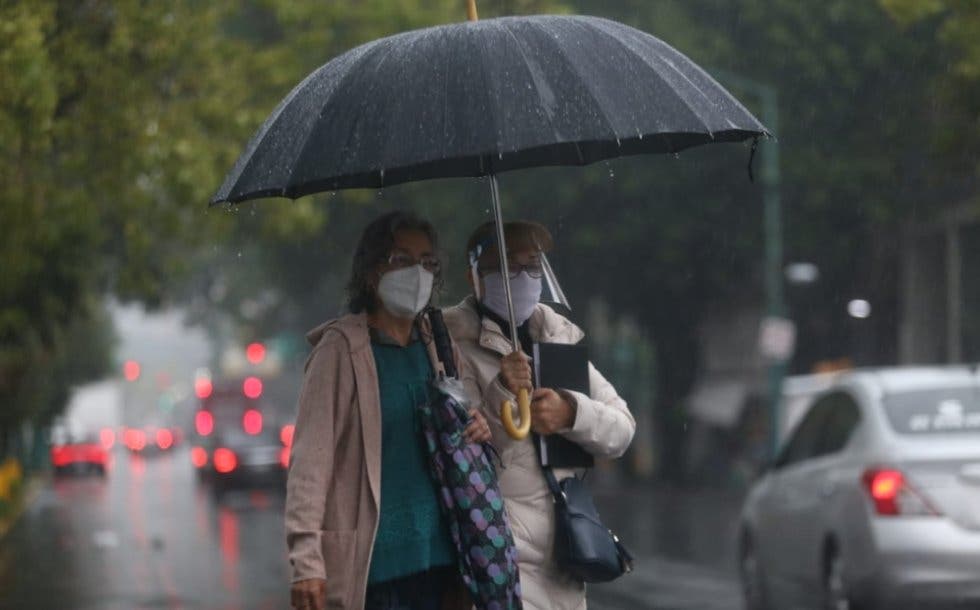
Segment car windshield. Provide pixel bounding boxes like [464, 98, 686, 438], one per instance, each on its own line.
[883, 388, 980, 435]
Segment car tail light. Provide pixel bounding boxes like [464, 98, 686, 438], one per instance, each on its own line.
[243, 376, 263, 399]
[195, 410, 214, 436]
[280, 424, 295, 447]
[100, 427, 115, 450]
[243, 409, 263, 435]
[280, 446, 290, 469]
[862, 468, 941, 517]
[190, 446, 208, 468]
[194, 377, 213, 399]
[124, 429, 146, 451]
[51, 447, 70, 467]
[156, 428, 174, 450]
[213, 448, 237, 474]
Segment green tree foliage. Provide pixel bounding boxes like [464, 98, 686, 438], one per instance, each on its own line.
[880, 0, 980, 165]
[0, 0, 568, 432]
[0, 1, 276, 432]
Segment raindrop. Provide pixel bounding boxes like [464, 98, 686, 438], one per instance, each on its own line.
[330, 191, 337, 197]
[638, 133, 644, 140]
[237, 252, 242, 258]
[615, 138, 621, 148]
[379, 168, 385, 181]
[498, 153, 504, 160]
[608, 168, 615, 178]
[673, 153, 680, 160]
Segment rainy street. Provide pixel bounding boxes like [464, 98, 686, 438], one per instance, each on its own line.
[6, 1, 980, 609]
[0, 447, 742, 610]
[0, 449, 289, 610]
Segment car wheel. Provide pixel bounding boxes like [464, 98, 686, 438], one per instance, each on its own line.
[824, 549, 857, 610]
[740, 534, 771, 610]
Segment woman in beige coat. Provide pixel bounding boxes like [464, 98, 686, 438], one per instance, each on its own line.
[442, 221, 636, 610]
[285, 211, 491, 610]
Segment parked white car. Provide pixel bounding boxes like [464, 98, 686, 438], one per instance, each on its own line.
[738, 366, 980, 610]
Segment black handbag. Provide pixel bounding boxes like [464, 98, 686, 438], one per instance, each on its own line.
[542, 465, 634, 583]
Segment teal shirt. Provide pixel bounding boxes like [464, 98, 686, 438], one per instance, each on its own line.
[367, 337, 455, 584]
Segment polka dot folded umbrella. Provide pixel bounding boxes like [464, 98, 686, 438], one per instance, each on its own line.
[419, 309, 522, 610]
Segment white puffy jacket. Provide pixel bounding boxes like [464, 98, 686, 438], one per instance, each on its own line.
[442, 297, 635, 610]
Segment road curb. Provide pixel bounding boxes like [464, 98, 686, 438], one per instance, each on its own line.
[0, 475, 44, 541]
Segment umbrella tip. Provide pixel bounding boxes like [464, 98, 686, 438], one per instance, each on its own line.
[466, 0, 479, 21]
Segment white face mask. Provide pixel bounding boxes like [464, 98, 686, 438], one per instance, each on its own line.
[481, 271, 541, 326]
[376, 265, 434, 319]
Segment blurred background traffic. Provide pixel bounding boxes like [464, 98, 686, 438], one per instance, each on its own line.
[2, 1, 979, 608]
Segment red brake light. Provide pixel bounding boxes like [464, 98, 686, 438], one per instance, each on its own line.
[243, 376, 263, 399]
[195, 410, 214, 436]
[862, 468, 940, 517]
[280, 446, 290, 469]
[190, 446, 208, 468]
[213, 448, 237, 474]
[864, 469, 903, 515]
[100, 427, 115, 450]
[243, 409, 263, 435]
[123, 360, 141, 381]
[280, 424, 295, 447]
[156, 428, 174, 450]
[246, 342, 266, 364]
[124, 428, 146, 451]
[51, 447, 70, 466]
[195, 378, 213, 399]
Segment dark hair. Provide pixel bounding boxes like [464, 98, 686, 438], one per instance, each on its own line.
[346, 211, 441, 314]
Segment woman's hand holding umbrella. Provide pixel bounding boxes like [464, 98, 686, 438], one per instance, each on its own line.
[499, 352, 533, 439]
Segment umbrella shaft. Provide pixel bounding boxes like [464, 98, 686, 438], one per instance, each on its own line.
[489, 174, 521, 352]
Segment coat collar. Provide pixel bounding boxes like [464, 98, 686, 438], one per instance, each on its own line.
[306, 312, 372, 352]
[452, 296, 585, 356]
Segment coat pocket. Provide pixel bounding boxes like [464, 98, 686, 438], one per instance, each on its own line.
[320, 529, 357, 609]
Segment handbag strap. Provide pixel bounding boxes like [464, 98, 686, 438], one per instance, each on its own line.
[540, 462, 566, 505]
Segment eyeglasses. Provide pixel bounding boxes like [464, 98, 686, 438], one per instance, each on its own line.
[387, 251, 441, 274]
[479, 261, 544, 279]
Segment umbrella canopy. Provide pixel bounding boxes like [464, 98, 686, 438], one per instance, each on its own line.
[211, 14, 768, 204]
[211, 11, 771, 442]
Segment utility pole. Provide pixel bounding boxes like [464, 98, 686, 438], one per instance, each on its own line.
[712, 70, 785, 459]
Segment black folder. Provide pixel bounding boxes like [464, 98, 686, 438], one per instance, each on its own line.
[532, 342, 595, 469]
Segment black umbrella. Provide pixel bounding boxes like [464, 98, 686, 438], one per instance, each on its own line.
[212, 9, 770, 438]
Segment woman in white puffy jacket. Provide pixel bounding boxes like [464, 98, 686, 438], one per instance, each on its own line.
[442, 220, 635, 610]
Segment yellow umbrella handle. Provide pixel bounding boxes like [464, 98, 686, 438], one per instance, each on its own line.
[501, 388, 531, 440]
[466, 0, 478, 21]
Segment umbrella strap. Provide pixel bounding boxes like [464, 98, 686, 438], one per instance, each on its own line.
[747, 136, 759, 183]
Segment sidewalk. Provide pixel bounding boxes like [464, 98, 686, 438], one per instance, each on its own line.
[592, 476, 747, 574]
[590, 553, 743, 610]
[586, 475, 747, 608]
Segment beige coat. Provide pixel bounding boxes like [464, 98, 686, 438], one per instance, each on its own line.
[443, 297, 636, 610]
[284, 313, 459, 609]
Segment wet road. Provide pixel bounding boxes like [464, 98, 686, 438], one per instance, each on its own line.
[0, 448, 289, 609]
[0, 449, 741, 610]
